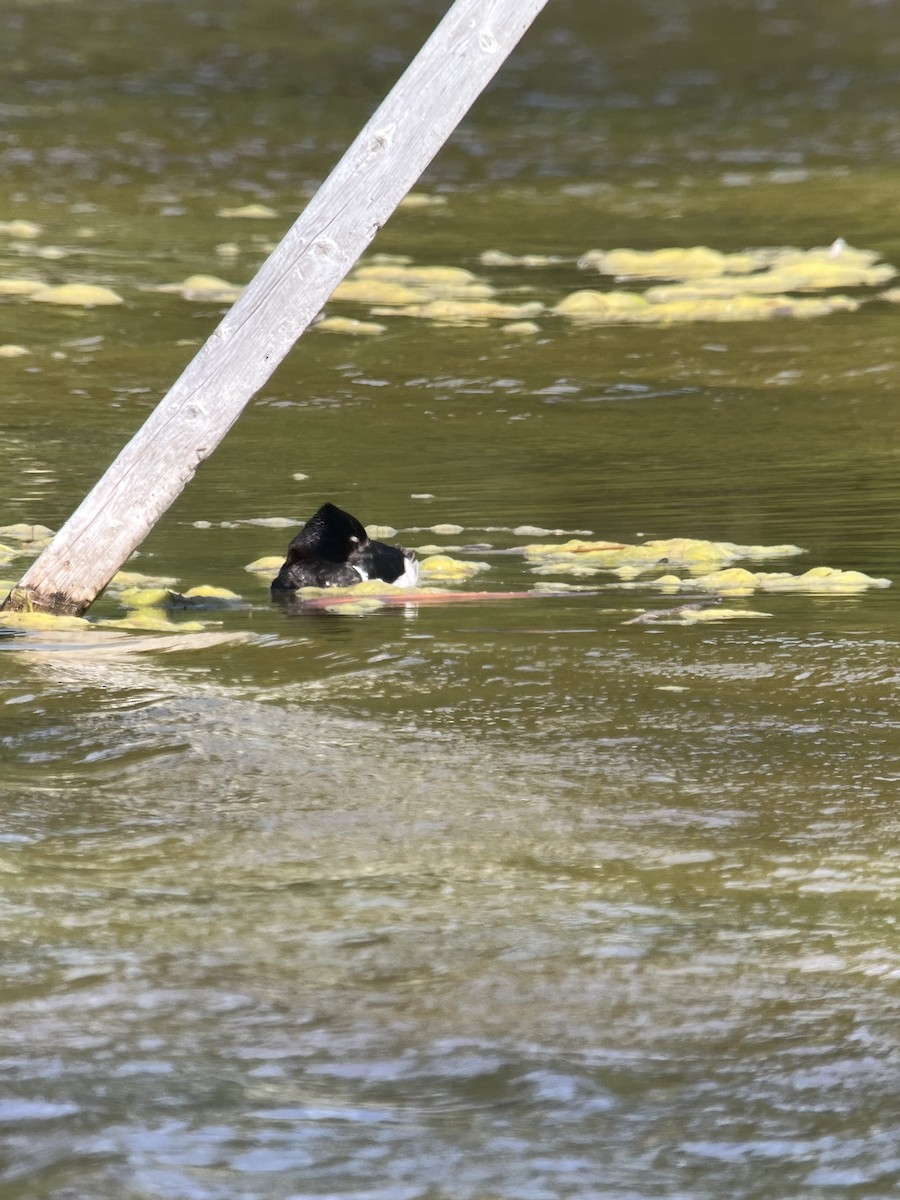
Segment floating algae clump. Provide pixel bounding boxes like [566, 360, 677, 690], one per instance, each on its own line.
[0, 523, 55, 547]
[245, 555, 284, 577]
[355, 264, 483, 290]
[315, 315, 386, 335]
[296, 585, 393, 615]
[658, 293, 857, 322]
[578, 246, 766, 280]
[156, 275, 243, 302]
[0, 220, 41, 238]
[418, 555, 490, 583]
[332, 279, 427, 305]
[117, 586, 173, 609]
[675, 606, 772, 623]
[645, 254, 893, 299]
[552, 241, 891, 325]
[30, 284, 123, 307]
[481, 250, 566, 268]
[294, 580, 410, 598]
[762, 242, 894, 288]
[1, 610, 90, 632]
[0, 278, 46, 296]
[553, 288, 859, 325]
[102, 610, 206, 633]
[217, 204, 278, 219]
[326, 243, 886, 329]
[333, 262, 495, 308]
[181, 585, 245, 608]
[524, 537, 803, 575]
[399, 192, 447, 209]
[286, 578, 423, 614]
[754, 566, 890, 594]
[531, 563, 603, 578]
[0, 525, 56, 544]
[578, 241, 892, 287]
[250, 570, 278, 588]
[114, 584, 241, 611]
[554, 290, 653, 321]
[630, 565, 890, 596]
[109, 569, 179, 589]
[378, 298, 543, 324]
[319, 597, 388, 615]
[666, 567, 761, 595]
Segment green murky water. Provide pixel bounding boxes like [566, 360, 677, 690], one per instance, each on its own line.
[2, 1, 900, 1197]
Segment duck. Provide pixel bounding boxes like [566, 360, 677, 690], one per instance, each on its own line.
[270, 502, 419, 592]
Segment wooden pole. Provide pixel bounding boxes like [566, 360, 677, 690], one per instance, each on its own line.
[2, 0, 550, 616]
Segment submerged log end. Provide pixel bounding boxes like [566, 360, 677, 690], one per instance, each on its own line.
[1, 584, 87, 617]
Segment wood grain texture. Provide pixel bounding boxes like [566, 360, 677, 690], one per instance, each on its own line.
[3, 0, 551, 615]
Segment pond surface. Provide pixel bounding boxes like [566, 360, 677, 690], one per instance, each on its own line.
[2, 1, 900, 1197]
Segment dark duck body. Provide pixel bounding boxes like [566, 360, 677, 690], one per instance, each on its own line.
[270, 502, 418, 592]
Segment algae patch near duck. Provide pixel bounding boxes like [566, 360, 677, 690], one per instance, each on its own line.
[523, 536, 804, 575]
[639, 566, 892, 596]
[523, 535, 891, 598]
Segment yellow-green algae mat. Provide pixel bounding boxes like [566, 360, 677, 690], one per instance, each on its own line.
[310, 240, 897, 330]
[556, 240, 891, 325]
[1, 524, 890, 639]
[524, 535, 890, 623]
[245, 529, 889, 621]
[3, 229, 892, 329]
[0, 536, 249, 650]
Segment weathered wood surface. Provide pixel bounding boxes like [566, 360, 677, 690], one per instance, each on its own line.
[2, 0, 551, 616]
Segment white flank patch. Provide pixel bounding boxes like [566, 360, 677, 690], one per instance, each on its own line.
[395, 555, 420, 588]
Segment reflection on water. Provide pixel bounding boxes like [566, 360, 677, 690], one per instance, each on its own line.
[3, 0, 900, 1197]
